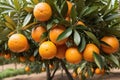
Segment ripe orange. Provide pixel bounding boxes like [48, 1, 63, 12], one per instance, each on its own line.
[8, 33, 29, 53]
[72, 72, 77, 78]
[33, 2, 52, 21]
[29, 56, 35, 62]
[55, 44, 67, 59]
[39, 41, 57, 59]
[101, 36, 119, 54]
[65, 47, 82, 64]
[95, 68, 105, 75]
[49, 64, 54, 69]
[25, 66, 30, 72]
[4, 53, 11, 59]
[19, 56, 26, 62]
[66, 1, 72, 16]
[77, 21, 85, 26]
[31, 26, 46, 42]
[49, 25, 68, 45]
[41, 67, 46, 72]
[83, 43, 100, 62]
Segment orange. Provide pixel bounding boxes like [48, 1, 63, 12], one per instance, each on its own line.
[41, 67, 46, 72]
[55, 44, 67, 59]
[65, 16, 70, 21]
[39, 41, 57, 59]
[72, 72, 77, 78]
[95, 68, 105, 75]
[77, 21, 85, 26]
[25, 66, 30, 72]
[83, 43, 100, 62]
[49, 64, 54, 69]
[8, 33, 29, 53]
[49, 25, 68, 45]
[29, 56, 35, 62]
[4, 54, 11, 59]
[65, 47, 82, 64]
[19, 56, 26, 62]
[31, 26, 46, 42]
[66, 1, 72, 16]
[101, 36, 119, 54]
[33, 2, 52, 21]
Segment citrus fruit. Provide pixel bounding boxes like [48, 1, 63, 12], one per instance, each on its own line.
[101, 36, 119, 54]
[19, 56, 26, 62]
[55, 44, 67, 59]
[83, 43, 100, 62]
[29, 56, 35, 62]
[66, 1, 72, 16]
[77, 21, 85, 26]
[95, 68, 105, 75]
[65, 47, 82, 64]
[8, 33, 29, 53]
[4, 53, 11, 59]
[31, 26, 46, 42]
[25, 66, 30, 72]
[33, 2, 52, 21]
[39, 41, 57, 59]
[49, 25, 68, 45]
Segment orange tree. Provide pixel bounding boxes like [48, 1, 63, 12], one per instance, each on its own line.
[0, 0, 120, 80]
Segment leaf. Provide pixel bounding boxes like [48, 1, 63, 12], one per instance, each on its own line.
[75, 0, 85, 15]
[79, 60, 87, 70]
[46, 0, 62, 18]
[70, 6, 77, 24]
[84, 31, 100, 46]
[13, 0, 20, 11]
[5, 22, 14, 30]
[57, 27, 72, 42]
[78, 36, 86, 52]
[34, 49, 38, 57]
[74, 30, 81, 46]
[83, 6, 98, 17]
[105, 13, 120, 21]
[107, 54, 119, 66]
[32, 0, 39, 4]
[22, 22, 38, 30]
[4, 15, 16, 28]
[60, 0, 68, 17]
[93, 52, 103, 69]
[22, 13, 32, 27]
[40, 32, 48, 43]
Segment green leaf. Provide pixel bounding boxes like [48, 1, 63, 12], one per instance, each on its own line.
[32, 0, 39, 4]
[74, 30, 81, 46]
[105, 13, 120, 21]
[34, 49, 38, 57]
[60, 0, 68, 17]
[83, 6, 98, 17]
[13, 0, 20, 11]
[70, 6, 77, 24]
[75, 0, 85, 16]
[22, 13, 32, 27]
[40, 32, 48, 43]
[4, 15, 16, 28]
[84, 31, 100, 46]
[79, 60, 87, 70]
[107, 54, 119, 66]
[57, 27, 72, 42]
[93, 52, 103, 69]
[5, 22, 14, 30]
[78, 36, 86, 52]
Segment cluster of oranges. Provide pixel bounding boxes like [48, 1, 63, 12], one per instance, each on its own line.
[72, 67, 105, 79]
[6, 1, 120, 77]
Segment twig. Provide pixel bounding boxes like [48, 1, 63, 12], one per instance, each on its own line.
[60, 60, 74, 80]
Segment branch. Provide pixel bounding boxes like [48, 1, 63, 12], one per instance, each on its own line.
[60, 60, 74, 80]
